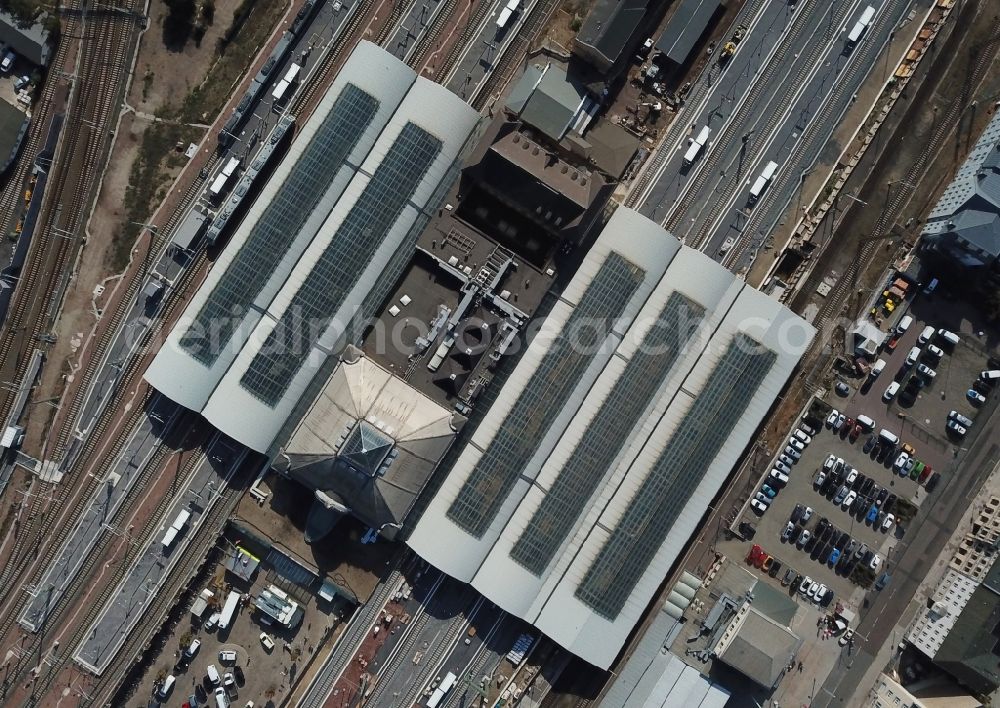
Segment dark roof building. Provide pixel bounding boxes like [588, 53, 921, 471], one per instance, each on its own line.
[573, 0, 649, 75]
[922, 111, 1000, 274]
[654, 0, 721, 68]
[504, 62, 596, 143]
[933, 583, 1000, 695]
[0, 98, 28, 174]
[0, 9, 52, 66]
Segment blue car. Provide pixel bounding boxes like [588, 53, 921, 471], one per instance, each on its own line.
[866, 505, 879, 523]
[828, 548, 841, 566]
[761, 484, 778, 499]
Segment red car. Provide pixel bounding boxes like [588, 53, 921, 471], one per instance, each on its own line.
[755, 552, 770, 570]
[747, 544, 764, 565]
[849, 424, 861, 442]
[919, 464, 934, 484]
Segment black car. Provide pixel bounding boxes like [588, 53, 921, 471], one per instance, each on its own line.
[925, 472, 941, 492]
[811, 540, 827, 561]
[740, 520, 757, 539]
[819, 544, 834, 564]
[861, 478, 875, 496]
[788, 525, 801, 544]
[884, 493, 897, 514]
[819, 475, 836, 496]
[804, 534, 819, 553]
[850, 494, 866, 515]
[821, 589, 835, 607]
[769, 559, 782, 577]
[822, 524, 836, 544]
[816, 518, 830, 536]
[233, 666, 245, 685]
[876, 488, 889, 506]
[791, 504, 805, 524]
[863, 436, 877, 454]
[835, 531, 850, 549]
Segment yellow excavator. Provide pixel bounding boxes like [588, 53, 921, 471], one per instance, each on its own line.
[719, 24, 748, 64]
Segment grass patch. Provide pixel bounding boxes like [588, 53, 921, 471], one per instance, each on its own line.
[115, 122, 201, 270]
[174, 0, 288, 123]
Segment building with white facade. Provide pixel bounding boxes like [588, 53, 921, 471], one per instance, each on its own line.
[408, 207, 815, 668]
[144, 41, 479, 452]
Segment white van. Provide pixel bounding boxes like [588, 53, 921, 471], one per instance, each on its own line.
[207, 664, 221, 685]
[896, 315, 913, 335]
[215, 687, 229, 708]
[937, 328, 960, 346]
[856, 414, 875, 431]
[917, 326, 935, 345]
[981, 369, 1000, 383]
[158, 675, 176, 699]
[883, 381, 899, 402]
[869, 359, 886, 378]
[878, 428, 900, 446]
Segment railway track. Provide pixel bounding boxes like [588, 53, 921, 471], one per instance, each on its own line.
[0, 0, 141, 435]
[434, 0, 492, 84]
[663, 0, 847, 242]
[470, 0, 558, 111]
[811, 18, 1000, 328]
[723, 0, 912, 270]
[625, 0, 770, 211]
[409, 0, 457, 70]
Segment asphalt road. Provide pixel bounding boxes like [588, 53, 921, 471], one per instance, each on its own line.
[814, 395, 1000, 706]
[635, 0, 921, 272]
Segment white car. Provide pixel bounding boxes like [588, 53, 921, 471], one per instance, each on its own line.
[779, 453, 797, 467]
[833, 413, 846, 431]
[894, 452, 910, 471]
[751, 498, 769, 515]
[796, 530, 811, 549]
[788, 437, 806, 452]
[774, 459, 792, 475]
[184, 638, 201, 658]
[842, 490, 857, 509]
[807, 582, 821, 601]
[219, 650, 238, 663]
[845, 468, 858, 485]
[905, 346, 921, 366]
[782, 522, 796, 542]
[0, 50, 14, 73]
[793, 429, 812, 445]
[812, 583, 828, 602]
[823, 454, 836, 472]
[826, 409, 840, 428]
[883, 381, 900, 402]
[224, 672, 236, 690]
[799, 575, 813, 595]
[869, 554, 882, 570]
[814, 469, 827, 487]
[881, 513, 895, 532]
[784, 445, 802, 461]
[770, 468, 790, 486]
[916, 363, 936, 379]
[949, 410, 973, 428]
[801, 506, 813, 523]
[925, 343, 944, 359]
[259, 632, 275, 651]
[947, 419, 967, 437]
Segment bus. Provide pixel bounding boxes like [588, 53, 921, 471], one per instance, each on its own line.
[683, 126, 710, 166]
[846, 5, 876, 47]
[748, 160, 778, 205]
[496, 0, 520, 30]
[217, 590, 241, 631]
[426, 672, 457, 708]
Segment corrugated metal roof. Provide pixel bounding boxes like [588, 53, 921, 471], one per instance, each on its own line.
[654, 0, 721, 66]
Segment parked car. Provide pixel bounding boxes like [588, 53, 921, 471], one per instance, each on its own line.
[828, 548, 841, 566]
[925, 343, 944, 359]
[796, 530, 811, 549]
[842, 490, 857, 509]
[866, 505, 879, 524]
[0, 49, 15, 73]
[883, 381, 900, 402]
[917, 325, 935, 344]
[875, 573, 892, 590]
[949, 410, 974, 428]
[184, 638, 201, 659]
[869, 554, 883, 571]
[782, 568, 797, 586]
[788, 437, 806, 452]
[947, 419, 967, 437]
[893, 452, 910, 472]
[823, 454, 837, 471]
[793, 429, 812, 445]
[782, 522, 796, 542]
[770, 469, 790, 486]
[916, 363, 937, 379]
[936, 328, 960, 346]
[863, 436, 877, 454]
[219, 650, 237, 663]
[849, 424, 861, 442]
[833, 413, 846, 431]
[826, 409, 840, 428]
[774, 459, 792, 474]
[779, 453, 797, 467]
[760, 484, 778, 499]
[798, 576, 813, 595]
[784, 445, 802, 460]
[259, 633, 275, 651]
[881, 513, 895, 532]
[800, 506, 813, 523]
[814, 469, 828, 488]
[925, 472, 941, 492]
[905, 346, 921, 367]
[968, 389, 987, 405]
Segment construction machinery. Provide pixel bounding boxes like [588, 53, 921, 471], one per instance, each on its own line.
[719, 24, 748, 63]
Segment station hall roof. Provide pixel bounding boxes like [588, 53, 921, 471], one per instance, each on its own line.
[144, 41, 479, 453]
[407, 207, 814, 669]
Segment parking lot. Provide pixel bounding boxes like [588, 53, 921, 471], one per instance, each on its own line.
[727, 286, 998, 606]
[131, 534, 344, 708]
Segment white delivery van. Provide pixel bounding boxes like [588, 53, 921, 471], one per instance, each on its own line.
[878, 428, 899, 446]
[207, 664, 221, 685]
[896, 315, 913, 335]
[856, 414, 875, 431]
[158, 675, 176, 699]
[869, 359, 886, 378]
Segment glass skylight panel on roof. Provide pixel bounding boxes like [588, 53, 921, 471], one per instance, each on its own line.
[342, 420, 395, 476]
[509, 292, 705, 575]
[575, 333, 776, 619]
[180, 84, 380, 364]
[239, 122, 443, 405]
[445, 253, 645, 538]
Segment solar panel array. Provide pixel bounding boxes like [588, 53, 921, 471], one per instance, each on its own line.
[446, 252, 645, 537]
[575, 333, 776, 619]
[239, 122, 443, 405]
[181, 84, 381, 364]
[508, 292, 706, 575]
